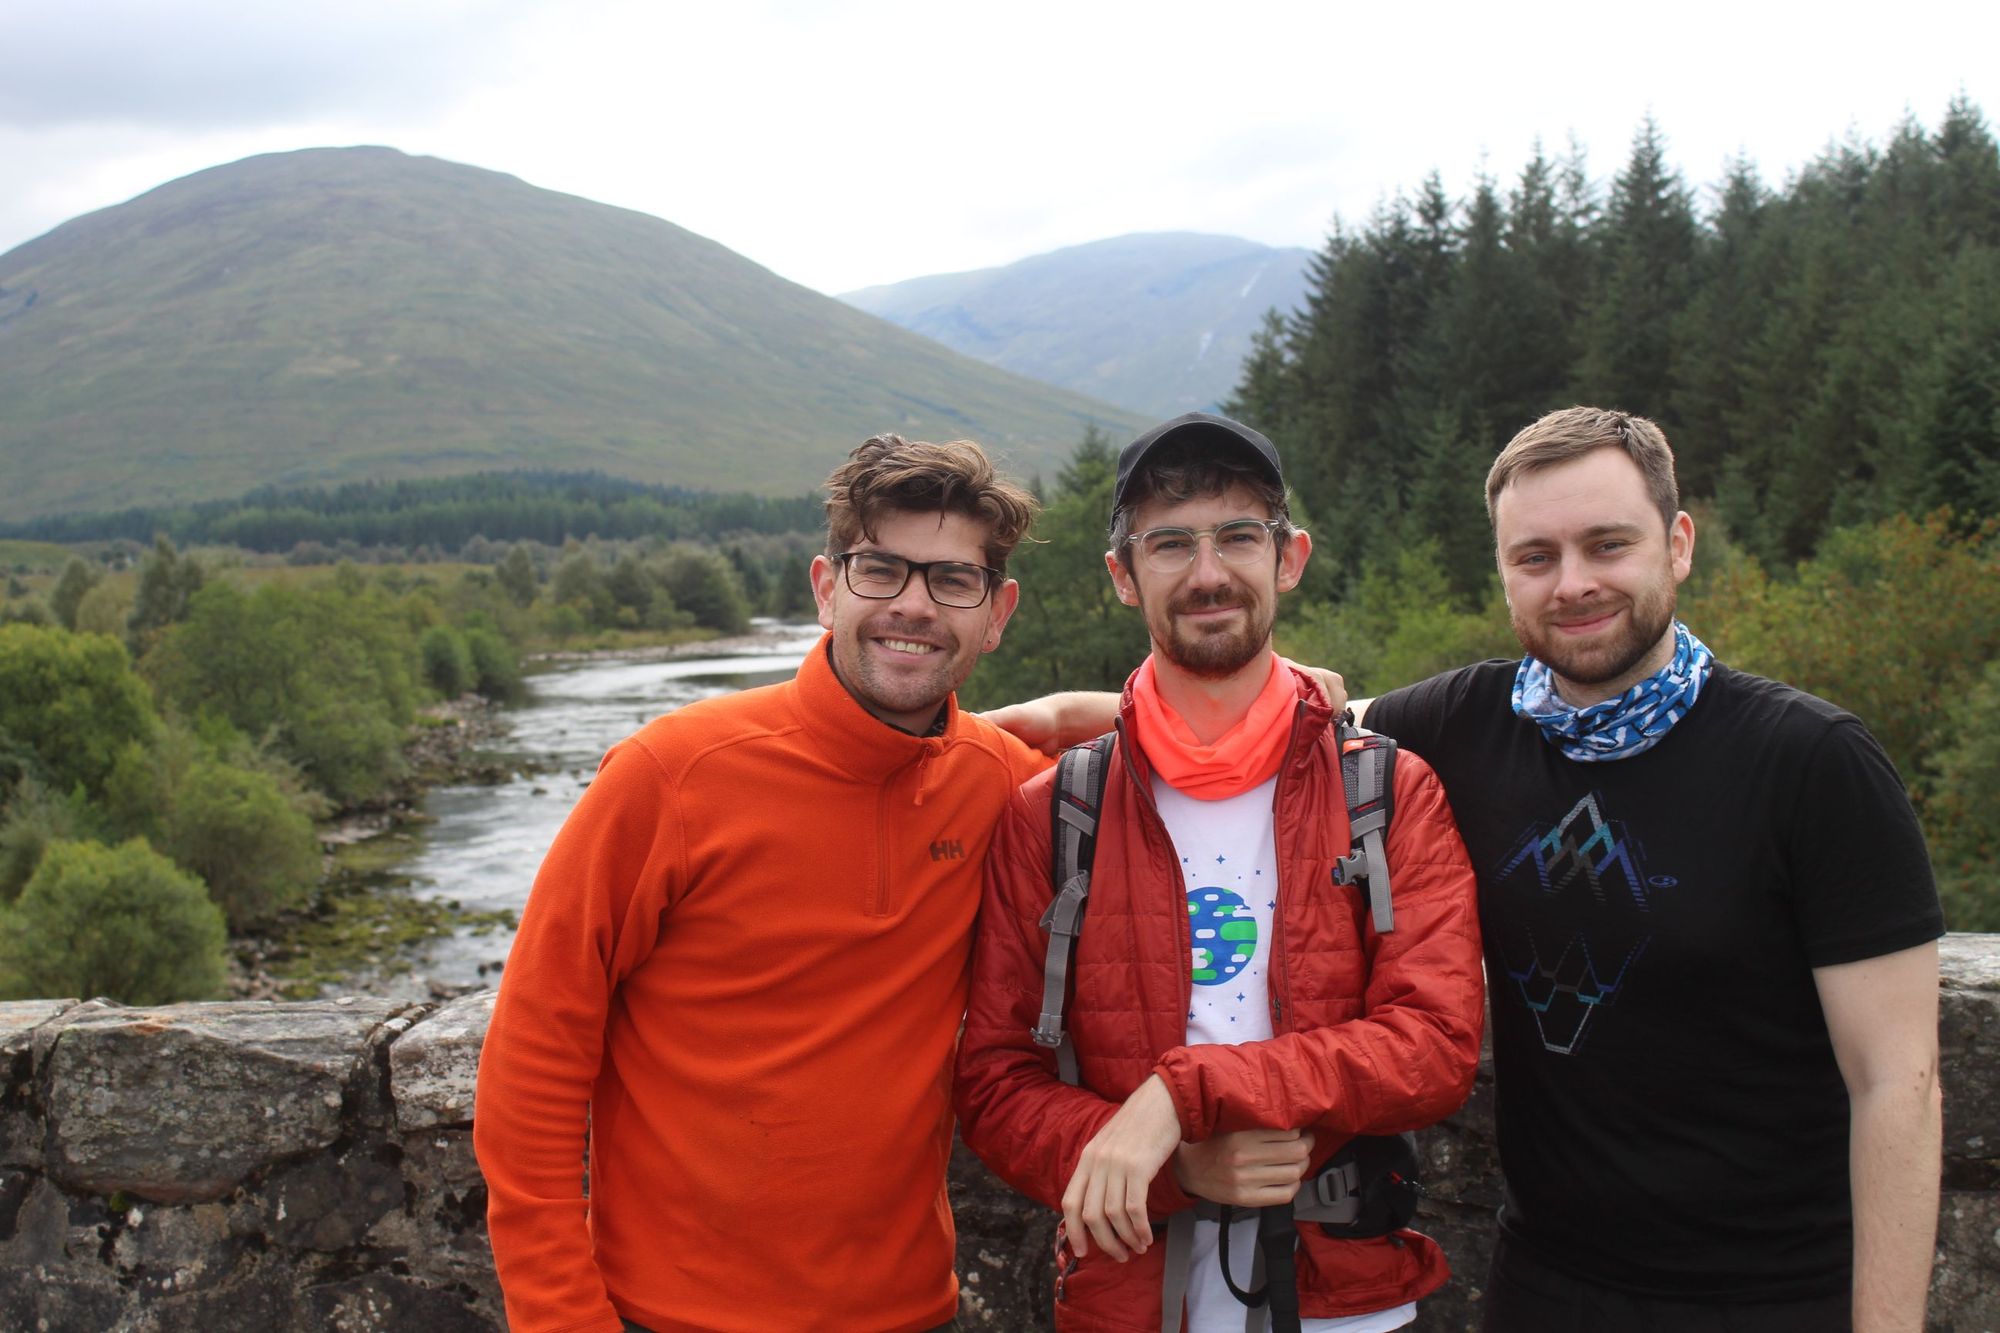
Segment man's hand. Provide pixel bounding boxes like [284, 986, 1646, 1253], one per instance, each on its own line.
[1062, 1075, 1183, 1262]
[1280, 658, 1347, 716]
[1172, 1127, 1315, 1207]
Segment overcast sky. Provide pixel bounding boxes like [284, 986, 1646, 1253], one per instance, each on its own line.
[2, 1, 1994, 295]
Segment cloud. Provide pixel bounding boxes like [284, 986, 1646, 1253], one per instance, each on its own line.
[0, 0, 540, 131]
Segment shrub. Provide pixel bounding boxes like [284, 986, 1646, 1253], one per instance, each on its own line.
[49, 559, 100, 630]
[73, 582, 131, 637]
[419, 625, 474, 698]
[145, 581, 415, 804]
[542, 602, 585, 645]
[158, 758, 319, 929]
[465, 627, 524, 703]
[1928, 660, 2000, 932]
[0, 839, 226, 1004]
[1691, 511, 2000, 782]
[496, 545, 539, 607]
[1277, 541, 1517, 699]
[0, 783, 99, 903]
[0, 624, 160, 799]
[658, 547, 749, 634]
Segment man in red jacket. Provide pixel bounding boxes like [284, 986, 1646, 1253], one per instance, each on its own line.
[955, 413, 1485, 1333]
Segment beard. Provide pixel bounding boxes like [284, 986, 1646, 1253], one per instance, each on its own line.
[830, 613, 972, 723]
[1512, 578, 1677, 692]
[1153, 586, 1274, 681]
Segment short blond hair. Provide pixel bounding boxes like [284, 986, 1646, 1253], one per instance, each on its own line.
[1486, 406, 1680, 529]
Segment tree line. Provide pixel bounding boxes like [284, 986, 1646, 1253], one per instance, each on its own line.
[0, 471, 825, 554]
[1228, 97, 2000, 596]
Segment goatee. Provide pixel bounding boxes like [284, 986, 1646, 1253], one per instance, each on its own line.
[1162, 590, 1270, 680]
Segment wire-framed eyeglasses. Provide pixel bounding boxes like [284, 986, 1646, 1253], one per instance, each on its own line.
[833, 550, 1001, 609]
[1124, 518, 1287, 574]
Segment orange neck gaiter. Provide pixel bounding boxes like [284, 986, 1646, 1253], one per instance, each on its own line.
[1129, 654, 1300, 801]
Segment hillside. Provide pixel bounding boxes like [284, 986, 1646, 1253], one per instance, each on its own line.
[841, 233, 1314, 417]
[0, 148, 1140, 521]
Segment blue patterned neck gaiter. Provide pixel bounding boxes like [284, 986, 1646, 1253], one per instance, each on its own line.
[1512, 621, 1715, 762]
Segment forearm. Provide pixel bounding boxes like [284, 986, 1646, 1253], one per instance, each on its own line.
[1161, 851, 1483, 1139]
[1849, 1069, 1942, 1332]
[1814, 941, 1943, 1332]
[473, 747, 675, 1333]
[1158, 999, 1480, 1142]
[474, 988, 622, 1331]
[978, 690, 1120, 755]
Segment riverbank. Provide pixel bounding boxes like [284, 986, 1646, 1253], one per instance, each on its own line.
[235, 621, 822, 1001]
[230, 694, 530, 1001]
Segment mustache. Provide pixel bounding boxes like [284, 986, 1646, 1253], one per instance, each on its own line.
[1549, 600, 1622, 624]
[865, 616, 955, 648]
[1170, 589, 1248, 614]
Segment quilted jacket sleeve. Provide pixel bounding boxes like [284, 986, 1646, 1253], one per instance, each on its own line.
[953, 775, 1199, 1220]
[1153, 749, 1485, 1143]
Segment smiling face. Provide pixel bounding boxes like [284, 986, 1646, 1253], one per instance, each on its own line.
[811, 507, 1018, 731]
[1493, 446, 1695, 706]
[1106, 481, 1309, 681]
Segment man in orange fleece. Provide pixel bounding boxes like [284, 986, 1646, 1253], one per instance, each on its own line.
[474, 435, 1054, 1333]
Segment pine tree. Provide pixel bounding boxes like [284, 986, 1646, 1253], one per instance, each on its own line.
[1934, 94, 2000, 251]
[1578, 117, 1698, 420]
[1448, 173, 1567, 443]
[1671, 157, 1770, 497]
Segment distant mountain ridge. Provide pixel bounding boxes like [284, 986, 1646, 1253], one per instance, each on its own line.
[0, 147, 1140, 522]
[842, 233, 1315, 417]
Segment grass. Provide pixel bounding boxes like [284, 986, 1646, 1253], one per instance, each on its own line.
[0, 539, 73, 571]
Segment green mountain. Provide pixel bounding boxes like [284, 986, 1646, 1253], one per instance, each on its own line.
[0, 147, 1140, 521]
[841, 233, 1314, 418]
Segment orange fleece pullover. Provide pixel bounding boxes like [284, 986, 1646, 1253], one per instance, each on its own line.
[474, 637, 1047, 1333]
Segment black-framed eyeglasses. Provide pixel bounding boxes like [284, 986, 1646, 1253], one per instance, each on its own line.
[833, 550, 1002, 609]
[1124, 518, 1287, 574]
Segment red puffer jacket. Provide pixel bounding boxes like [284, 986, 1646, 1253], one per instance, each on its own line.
[954, 668, 1484, 1331]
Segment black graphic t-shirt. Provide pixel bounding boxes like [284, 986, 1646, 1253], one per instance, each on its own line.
[1368, 661, 1942, 1300]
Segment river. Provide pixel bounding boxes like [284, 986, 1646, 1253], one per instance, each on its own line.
[336, 621, 826, 999]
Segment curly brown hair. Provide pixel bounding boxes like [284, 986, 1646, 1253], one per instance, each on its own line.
[823, 435, 1039, 572]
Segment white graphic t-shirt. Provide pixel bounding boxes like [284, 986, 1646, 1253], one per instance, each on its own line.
[1153, 775, 1415, 1333]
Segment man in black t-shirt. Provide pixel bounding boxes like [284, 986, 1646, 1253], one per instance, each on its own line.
[1357, 407, 1944, 1332]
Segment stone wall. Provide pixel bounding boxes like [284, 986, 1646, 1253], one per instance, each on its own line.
[2, 937, 1995, 1331]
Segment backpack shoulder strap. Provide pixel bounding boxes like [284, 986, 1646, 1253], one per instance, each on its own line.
[1331, 718, 1398, 935]
[1032, 731, 1115, 1086]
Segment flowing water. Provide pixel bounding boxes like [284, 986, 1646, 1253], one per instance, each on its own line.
[336, 621, 825, 998]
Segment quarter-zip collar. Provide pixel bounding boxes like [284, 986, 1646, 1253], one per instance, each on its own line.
[791, 633, 954, 785]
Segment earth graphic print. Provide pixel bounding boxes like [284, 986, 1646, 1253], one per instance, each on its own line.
[1187, 886, 1259, 984]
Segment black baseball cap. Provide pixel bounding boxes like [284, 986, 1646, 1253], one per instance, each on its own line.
[1111, 412, 1285, 515]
